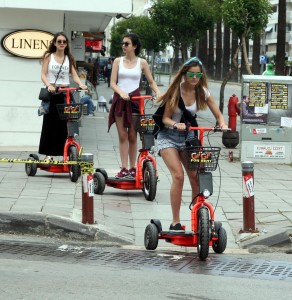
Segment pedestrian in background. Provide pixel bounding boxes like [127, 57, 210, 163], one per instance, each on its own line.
[104, 57, 113, 87]
[39, 32, 87, 160]
[108, 32, 161, 179]
[154, 57, 227, 232]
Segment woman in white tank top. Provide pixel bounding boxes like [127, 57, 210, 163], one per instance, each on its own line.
[108, 33, 161, 179]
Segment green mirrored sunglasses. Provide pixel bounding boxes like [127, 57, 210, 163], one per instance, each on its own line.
[186, 71, 203, 78]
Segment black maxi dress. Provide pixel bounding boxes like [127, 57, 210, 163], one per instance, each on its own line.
[38, 92, 67, 156]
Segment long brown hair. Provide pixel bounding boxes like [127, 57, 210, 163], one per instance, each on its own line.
[41, 32, 76, 72]
[157, 59, 209, 111]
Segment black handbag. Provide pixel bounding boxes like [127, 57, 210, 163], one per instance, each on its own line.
[38, 56, 65, 102]
[39, 88, 51, 102]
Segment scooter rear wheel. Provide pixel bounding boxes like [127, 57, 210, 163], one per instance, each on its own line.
[94, 172, 105, 194]
[142, 161, 157, 201]
[25, 157, 37, 176]
[69, 146, 79, 182]
[212, 226, 227, 254]
[197, 208, 210, 261]
[144, 223, 159, 250]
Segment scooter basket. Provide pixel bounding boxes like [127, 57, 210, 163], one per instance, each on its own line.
[183, 146, 221, 171]
[133, 114, 155, 133]
[56, 103, 83, 120]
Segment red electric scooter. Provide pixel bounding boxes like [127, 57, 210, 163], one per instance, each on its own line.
[144, 126, 229, 260]
[94, 95, 158, 201]
[25, 87, 83, 182]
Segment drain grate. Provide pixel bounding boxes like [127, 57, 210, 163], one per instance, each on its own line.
[0, 240, 292, 281]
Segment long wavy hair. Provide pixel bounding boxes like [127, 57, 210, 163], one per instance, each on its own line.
[41, 32, 76, 72]
[156, 59, 209, 112]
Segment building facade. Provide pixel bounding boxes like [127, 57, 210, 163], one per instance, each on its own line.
[0, 0, 132, 148]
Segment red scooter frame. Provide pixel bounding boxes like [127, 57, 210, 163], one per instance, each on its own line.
[25, 87, 83, 182]
[94, 95, 158, 201]
[144, 126, 228, 260]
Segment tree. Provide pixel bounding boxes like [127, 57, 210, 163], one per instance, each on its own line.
[218, 0, 273, 113]
[275, 0, 286, 75]
[150, 0, 217, 70]
[110, 16, 167, 58]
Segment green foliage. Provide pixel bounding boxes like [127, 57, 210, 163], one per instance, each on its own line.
[222, 0, 273, 38]
[109, 16, 168, 57]
[150, 0, 219, 48]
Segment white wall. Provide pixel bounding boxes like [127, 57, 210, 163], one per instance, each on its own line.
[0, 8, 63, 149]
[0, 0, 132, 148]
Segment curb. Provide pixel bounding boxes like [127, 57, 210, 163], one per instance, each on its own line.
[0, 212, 130, 245]
[239, 228, 292, 248]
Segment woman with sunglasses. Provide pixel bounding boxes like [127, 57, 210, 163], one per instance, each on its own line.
[154, 57, 227, 232]
[39, 32, 87, 161]
[108, 33, 161, 179]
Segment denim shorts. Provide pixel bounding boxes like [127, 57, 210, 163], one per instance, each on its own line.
[156, 128, 194, 155]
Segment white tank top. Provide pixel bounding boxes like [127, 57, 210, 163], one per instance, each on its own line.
[117, 57, 141, 93]
[47, 54, 70, 85]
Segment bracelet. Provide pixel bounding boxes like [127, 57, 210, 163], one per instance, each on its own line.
[172, 122, 177, 129]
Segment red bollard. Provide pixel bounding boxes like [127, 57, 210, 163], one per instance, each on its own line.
[227, 94, 240, 132]
[241, 161, 258, 232]
[81, 153, 94, 224]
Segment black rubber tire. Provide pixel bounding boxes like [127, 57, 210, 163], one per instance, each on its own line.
[197, 208, 210, 261]
[142, 161, 157, 201]
[25, 157, 37, 176]
[212, 226, 227, 254]
[69, 146, 79, 182]
[144, 223, 159, 250]
[94, 172, 106, 194]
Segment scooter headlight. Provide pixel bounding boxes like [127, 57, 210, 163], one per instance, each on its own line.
[202, 189, 211, 198]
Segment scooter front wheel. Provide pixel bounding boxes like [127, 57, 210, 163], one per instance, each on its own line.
[69, 146, 79, 182]
[142, 161, 157, 201]
[197, 208, 210, 261]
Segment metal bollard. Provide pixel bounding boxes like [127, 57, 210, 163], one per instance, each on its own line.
[81, 153, 94, 224]
[241, 161, 257, 232]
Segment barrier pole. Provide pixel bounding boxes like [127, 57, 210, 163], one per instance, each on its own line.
[81, 153, 94, 224]
[241, 161, 258, 232]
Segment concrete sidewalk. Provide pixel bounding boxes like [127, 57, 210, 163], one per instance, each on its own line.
[0, 78, 291, 251]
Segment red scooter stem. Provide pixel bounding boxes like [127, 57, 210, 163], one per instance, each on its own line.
[131, 95, 153, 115]
[57, 87, 82, 104]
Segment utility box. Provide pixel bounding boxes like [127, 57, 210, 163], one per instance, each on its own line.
[240, 75, 292, 163]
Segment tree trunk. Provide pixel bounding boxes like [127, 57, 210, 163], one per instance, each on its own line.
[219, 44, 241, 114]
[198, 30, 208, 64]
[207, 26, 214, 79]
[173, 46, 180, 72]
[231, 31, 239, 82]
[275, 0, 286, 75]
[223, 25, 230, 77]
[241, 33, 253, 74]
[252, 34, 261, 75]
[215, 20, 222, 80]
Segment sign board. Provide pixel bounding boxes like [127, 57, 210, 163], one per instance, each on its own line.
[1, 29, 54, 59]
[259, 55, 267, 64]
[85, 39, 102, 52]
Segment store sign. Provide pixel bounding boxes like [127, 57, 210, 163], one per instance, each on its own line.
[85, 39, 102, 52]
[1, 30, 54, 59]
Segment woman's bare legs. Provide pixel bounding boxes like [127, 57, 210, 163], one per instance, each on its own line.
[161, 148, 184, 225]
[115, 114, 137, 169]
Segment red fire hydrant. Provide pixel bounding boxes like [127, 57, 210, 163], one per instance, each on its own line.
[222, 94, 240, 149]
[227, 94, 240, 132]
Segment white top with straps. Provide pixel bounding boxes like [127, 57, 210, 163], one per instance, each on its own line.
[47, 54, 70, 85]
[171, 85, 211, 123]
[117, 57, 141, 93]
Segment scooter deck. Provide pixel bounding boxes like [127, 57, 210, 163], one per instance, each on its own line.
[107, 177, 135, 183]
[160, 230, 194, 237]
